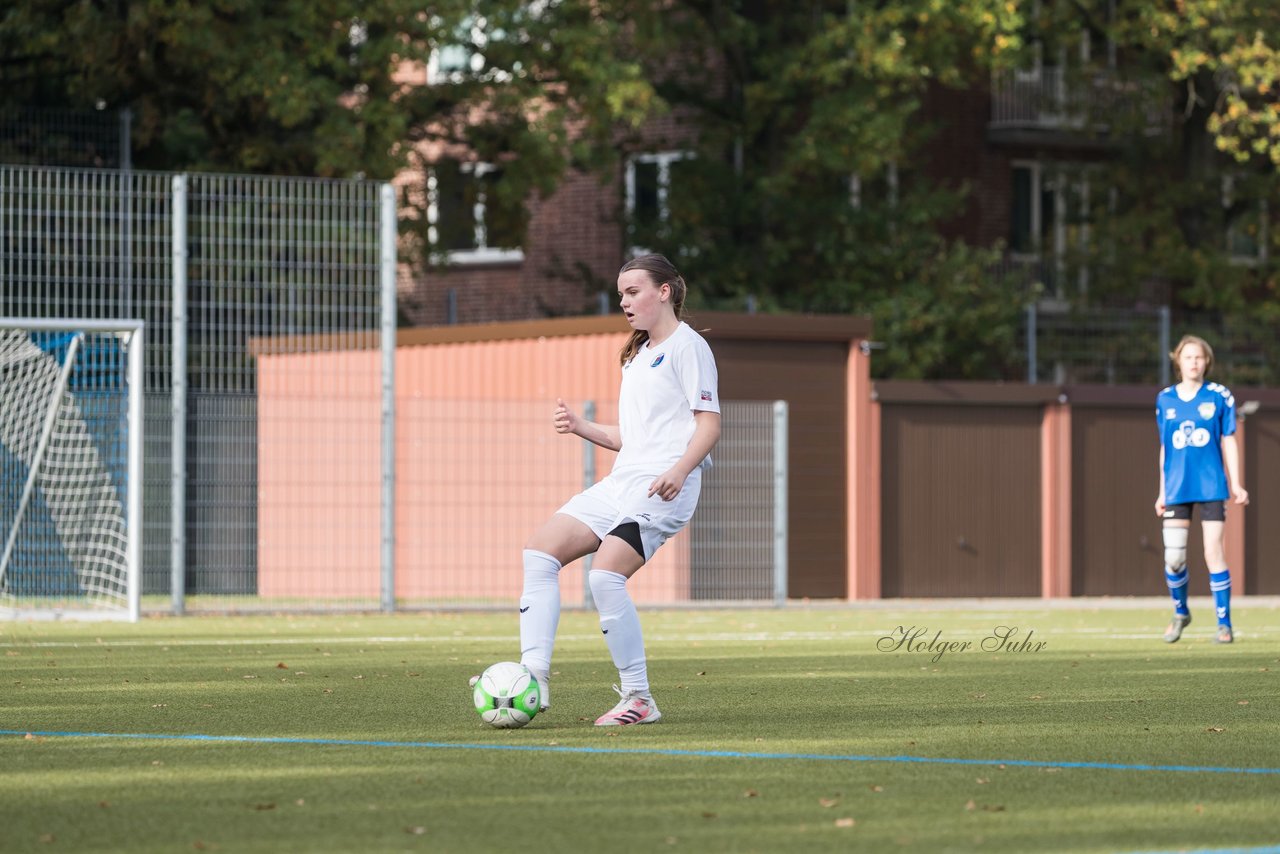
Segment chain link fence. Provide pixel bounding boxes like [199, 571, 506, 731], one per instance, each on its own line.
[2, 163, 788, 613]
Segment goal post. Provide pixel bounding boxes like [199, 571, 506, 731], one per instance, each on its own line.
[0, 318, 144, 622]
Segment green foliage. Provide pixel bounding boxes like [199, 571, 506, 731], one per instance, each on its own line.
[615, 1, 1026, 378]
[0, 0, 429, 177]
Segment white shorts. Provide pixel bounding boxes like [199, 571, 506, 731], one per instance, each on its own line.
[557, 466, 703, 561]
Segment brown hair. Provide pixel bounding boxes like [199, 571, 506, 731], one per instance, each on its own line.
[617, 254, 688, 366]
[1170, 334, 1215, 378]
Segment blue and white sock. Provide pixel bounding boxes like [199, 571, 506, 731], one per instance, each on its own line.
[519, 549, 562, 677]
[1165, 566, 1190, 617]
[1209, 569, 1232, 627]
[589, 569, 649, 696]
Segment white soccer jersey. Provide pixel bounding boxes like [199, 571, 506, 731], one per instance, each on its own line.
[614, 321, 719, 473]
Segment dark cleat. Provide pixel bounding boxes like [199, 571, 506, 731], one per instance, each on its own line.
[1163, 613, 1191, 643]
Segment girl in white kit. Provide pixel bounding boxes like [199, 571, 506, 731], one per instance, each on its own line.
[517, 253, 720, 725]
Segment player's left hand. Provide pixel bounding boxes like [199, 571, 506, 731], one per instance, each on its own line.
[647, 469, 687, 501]
[1232, 486, 1250, 505]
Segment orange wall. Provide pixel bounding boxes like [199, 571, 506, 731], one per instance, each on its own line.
[257, 332, 693, 603]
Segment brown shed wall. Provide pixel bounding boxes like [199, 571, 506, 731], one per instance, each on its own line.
[710, 338, 850, 598]
[1069, 405, 1184, 596]
[1245, 410, 1280, 594]
[879, 404, 1042, 597]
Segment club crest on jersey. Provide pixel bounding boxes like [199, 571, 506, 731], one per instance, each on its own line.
[700, 390, 713, 401]
[650, 354, 665, 367]
[1198, 402, 1216, 420]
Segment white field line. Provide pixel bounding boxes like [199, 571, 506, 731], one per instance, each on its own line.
[3, 625, 1279, 649]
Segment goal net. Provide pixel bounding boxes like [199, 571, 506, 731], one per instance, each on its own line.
[1, 319, 143, 621]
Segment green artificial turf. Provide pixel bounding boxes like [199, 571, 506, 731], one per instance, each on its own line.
[3, 602, 1279, 853]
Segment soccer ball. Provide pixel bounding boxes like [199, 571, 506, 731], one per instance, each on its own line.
[472, 661, 540, 728]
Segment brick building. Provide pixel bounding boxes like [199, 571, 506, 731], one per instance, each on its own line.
[396, 20, 1182, 330]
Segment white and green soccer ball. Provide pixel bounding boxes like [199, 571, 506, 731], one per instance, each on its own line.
[473, 661, 540, 728]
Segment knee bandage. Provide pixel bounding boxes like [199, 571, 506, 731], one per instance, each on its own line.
[1162, 526, 1188, 571]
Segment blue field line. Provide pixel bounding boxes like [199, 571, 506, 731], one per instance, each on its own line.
[5, 729, 1280, 776]
[1127, 848, 1280, 854]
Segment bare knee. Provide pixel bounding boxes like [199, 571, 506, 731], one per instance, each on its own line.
[526, 514, 599, 564]
[1202, 522, 1228, 572]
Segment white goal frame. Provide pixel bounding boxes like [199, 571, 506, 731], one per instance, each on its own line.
[0, 318, 144, 622]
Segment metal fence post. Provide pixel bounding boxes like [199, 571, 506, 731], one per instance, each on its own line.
[772, 400, 789, 606]
[170, 175, 188, 615]
[379, 184, 397, 613]
[1158, 305, 1171, 387]
[581, 400, 596, 609]
[1027, 302, 1038, 385]
[127, 324, 144, 623]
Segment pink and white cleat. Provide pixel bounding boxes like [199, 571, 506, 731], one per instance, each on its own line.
[594, 685, 662, 726]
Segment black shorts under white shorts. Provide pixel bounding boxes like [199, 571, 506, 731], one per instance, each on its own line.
[1163, 501, 1226, 522]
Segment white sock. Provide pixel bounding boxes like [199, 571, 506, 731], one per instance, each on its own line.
[589, 569, 648, 696]
[519, 549, 561, 677]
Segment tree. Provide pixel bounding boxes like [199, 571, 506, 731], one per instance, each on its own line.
[1020, 0, 1280, 383]
[0, 0, 655, 183]
[591, 1, 1028, 378]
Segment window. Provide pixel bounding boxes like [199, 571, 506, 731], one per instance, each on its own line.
[625, 151, 694, 255]
[1011, 163, 1052, 255]
[1010, 161, 1096, 296]
[426, 4, 550, 85]
[427, 17, 490, 84]
[427, 161, 526, 263]
[849, 162, 899, 211]
[1223, 175, 1268, 265]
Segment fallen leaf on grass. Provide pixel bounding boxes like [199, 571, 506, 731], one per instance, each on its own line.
[151, 704, 167, 708]
[696, 671, 707, 676]
[743, 789, 759, 799]
[39, 834, 56, 844]
[404, 827, 426, 835]
[1206, 726, 1225, 733]
[1237, 700, 1249, 705]
[818, 797, 839, 808]
[252, 803, 276, 811]
[975, 778, 989, 785]
[99, 801, 110, 808]
[701, 812, 717, 819]
[835, 817, 856, 828]
[276, 663, 288, 669]
[869, 785, 884, 793]
[965, 798, 1005, 812]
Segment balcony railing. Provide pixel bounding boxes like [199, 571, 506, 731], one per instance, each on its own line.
[990, 67, 1168, 134]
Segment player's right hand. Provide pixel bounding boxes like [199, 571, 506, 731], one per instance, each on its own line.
[553, 398, 577, 435]
[1154, 495, 1165, 516]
